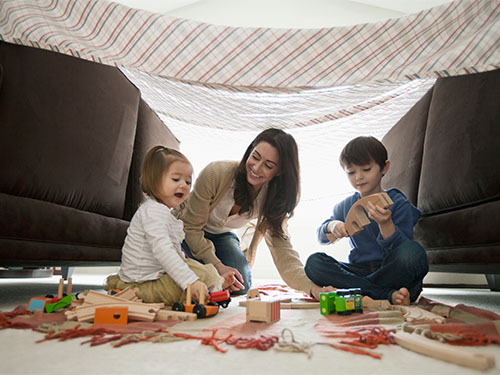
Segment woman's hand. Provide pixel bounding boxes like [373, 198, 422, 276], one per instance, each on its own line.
[190, 280, 209, 304]
[309, 285, 336, 301]
[214, 262, 245, 292]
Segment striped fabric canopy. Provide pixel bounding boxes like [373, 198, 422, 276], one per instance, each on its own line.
[1, 0, 499, 206]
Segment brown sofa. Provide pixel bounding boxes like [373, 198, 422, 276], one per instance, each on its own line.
[382, 68, 500, 291]
[0, 42, 179, 277]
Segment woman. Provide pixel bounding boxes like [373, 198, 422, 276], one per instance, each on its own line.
[177, 128, 334, 299]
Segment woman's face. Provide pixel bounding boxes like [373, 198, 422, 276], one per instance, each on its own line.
[245, 141, 280, 193]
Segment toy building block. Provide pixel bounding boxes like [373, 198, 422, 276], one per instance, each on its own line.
[94, 306, 128, 325]
[26, 297, 50, 312]
[244, 290, 280, 323]
[57, 277, 73, 298]
[45, 295, 74, 313]
[393, 331, 495, 371]
[326, 192, 394, 242]
[155, 309, 197, 321]
[246, 299, 280, 323]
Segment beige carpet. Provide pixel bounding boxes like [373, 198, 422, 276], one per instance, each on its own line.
[0, 272, 499, 375]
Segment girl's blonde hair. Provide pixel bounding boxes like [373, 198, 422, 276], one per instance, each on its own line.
[141, 146, 191, 203]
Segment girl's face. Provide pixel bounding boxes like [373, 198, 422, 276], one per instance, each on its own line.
[344, 159, 389, 197]
[245, 141, 280, 193]
[158, 161, 193, 208]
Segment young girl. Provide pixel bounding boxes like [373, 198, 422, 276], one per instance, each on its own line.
[106, 146, 233, 305]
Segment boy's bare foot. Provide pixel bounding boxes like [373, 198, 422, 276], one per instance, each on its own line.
[391, 287, 410, 305]
[221, 271, 236, 289]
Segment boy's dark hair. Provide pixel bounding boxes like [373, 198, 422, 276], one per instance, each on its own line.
[339, 136, 388, 170]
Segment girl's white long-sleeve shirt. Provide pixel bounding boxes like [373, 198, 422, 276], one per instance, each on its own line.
[118, 197, 198, 290]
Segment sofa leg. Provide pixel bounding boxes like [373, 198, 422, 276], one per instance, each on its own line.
[61, 266, 74, 280]
[485, 274, 500, 291]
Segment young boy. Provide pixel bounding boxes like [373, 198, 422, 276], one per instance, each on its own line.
[305, 136, 428, 305]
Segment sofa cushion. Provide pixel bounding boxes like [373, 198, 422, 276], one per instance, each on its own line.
[0, 193, 126, 264]
[381, 87, 433, 205]
[123, 99, 180, 220]
[417, 69, 500, 216]
[0, 42, 140, 219]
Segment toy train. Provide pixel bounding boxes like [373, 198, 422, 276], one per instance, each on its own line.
[319, 288, 363, 315]
[172, 289, 231, 318]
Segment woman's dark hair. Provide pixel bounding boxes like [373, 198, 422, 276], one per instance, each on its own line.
[339, 136, 388, 170]
[234, 128, 300, 239]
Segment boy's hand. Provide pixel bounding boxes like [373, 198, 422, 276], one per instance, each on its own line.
[365, 201, 392, 225]
[327, 220, 348, 238]
[365, 201, 395, 239]
[310, 285, 336, 301]
[190, 280, 209, 304]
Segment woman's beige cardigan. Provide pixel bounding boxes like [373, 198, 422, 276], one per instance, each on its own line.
[175, 160, 316, 294]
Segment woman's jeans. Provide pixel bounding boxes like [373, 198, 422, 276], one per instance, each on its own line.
[182, 231, 252, 295]
[304, 239, 428, 303]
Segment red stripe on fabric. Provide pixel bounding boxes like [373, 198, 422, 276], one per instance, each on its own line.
[477, 34, 500, 63]
[175, 26, 231, 77]
[276, 27, 356, 87]
[446, 3, 500, 69]
[305, 21, 390, 86]
[250, 28, 325, 87]
[197, 28, 264, 82]
[130, 18, 181, 67]
[0, 0, 56, 25]
[388, 1, 476, 79]
[222, 29, 293, 85]
[151, 22, 205, 73]
[19, 0, 71, 40]
[103, 13, 155, 60]
[80, 7, 133, 53]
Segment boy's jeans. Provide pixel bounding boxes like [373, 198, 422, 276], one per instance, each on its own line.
[304, 239, 428, 303]
[182, 231, 251, 295]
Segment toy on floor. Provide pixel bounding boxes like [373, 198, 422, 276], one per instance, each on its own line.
[320, 288, 363, 315]
[326, 192, 393, 242]
[245, 288, 280, 323]
[172, 283, 221, 319]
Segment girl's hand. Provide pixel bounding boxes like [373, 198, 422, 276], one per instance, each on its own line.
[190, 280, 209, 304]
[327, 220, 348, 238]
[215, 262, 244, 292]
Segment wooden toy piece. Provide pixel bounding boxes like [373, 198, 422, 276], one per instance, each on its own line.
[112, 287, 140, 301]
[66, 277, 72, 296]
[246, 299, 280, 323]
[26, 297, 49, 311]
[57, 278, 64, 298]
[247, 288, 261, 300]
[155, 309, 197, 321]
[45, 295, 74, 313]
[69, 302, 160, 323]
[171, 283, 219, 319]
[208, 290, 231, 308]
[94, 306, 128, 325]
[393, 331, 495, 371]
[326, 192, 394, 242]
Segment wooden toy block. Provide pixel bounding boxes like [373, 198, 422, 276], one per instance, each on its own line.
[57, 277, 73, 298]
[246, 299, 280, 323]
[73, 302, 160, 323]
[393, 331, 495, 371]
[247, 288, 261, 300]
[94, 306, 128, 325]
[26, 297, 49, 311]
[155, 309, 197, 321]
[326, 192, 394, 242]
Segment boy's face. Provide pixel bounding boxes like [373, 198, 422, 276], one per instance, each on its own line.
[344, 159, 389, 197]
